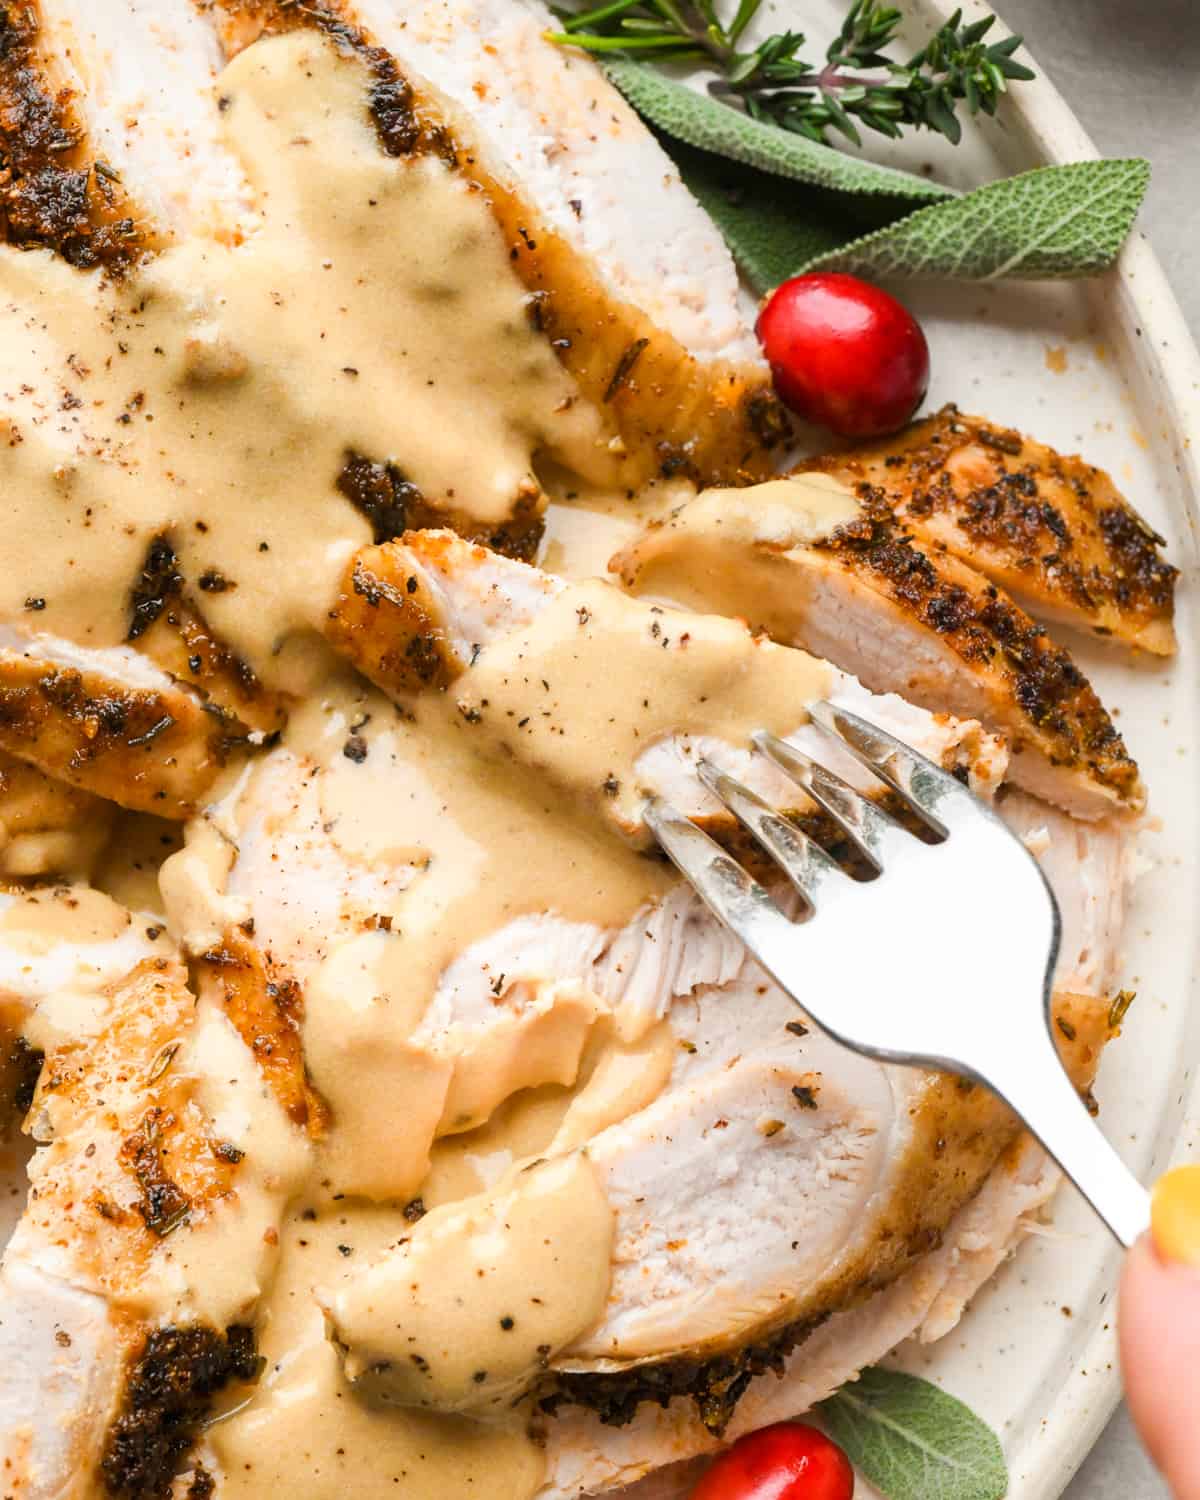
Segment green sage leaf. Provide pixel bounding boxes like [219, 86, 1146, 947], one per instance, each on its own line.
[667, 137, 903, 294]
[801, 157, 1151, 280]
[605, 59, 955, 202]
[817, 1367, 1008, 1500]
[668, 141, 1149, 290]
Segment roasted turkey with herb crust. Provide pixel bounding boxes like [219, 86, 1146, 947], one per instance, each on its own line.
[801, 405, 1178, 656]
[0, 2, 1172, 1499]
[611, 472, 1147, 821]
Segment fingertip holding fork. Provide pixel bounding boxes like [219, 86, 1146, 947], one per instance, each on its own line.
[645, 700, 1152, 1249]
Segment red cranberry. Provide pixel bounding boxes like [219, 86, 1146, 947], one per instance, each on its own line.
[688, 1421, 855, 1500]
[756, 272, 930, 438]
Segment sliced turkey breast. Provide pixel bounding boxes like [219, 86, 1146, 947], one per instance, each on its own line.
[998, 787, 1133, 998]
[611, 477, 1143, 820]
[0, 4, 778, 619]
[160, 696, 693, 1208]
[195, 0, 783, 488]
[326, 976, 1109, 1442]
[187, 1124, 1081, 1500]
[347, 0, 759, 365]
[158, 571, 1125, 1490]
[0, 885, 309, 1500]
[0, 1, 152, 269]
[327, 532, 562, 693]
[33, 0, 257, 244]
[132, 590, 290, 738]
[16, 1, 781, 490]
[276, 537, 1112, 1439]
[560, 983, 1106, 1383]
[0, 9, 1148, 1498]
[191, 0, 756, 361]
[0, 626, 245, 817]
[325, 529, 1010, 847]
[176, 668, 1000, 1061]
[563, 1018, 994, 1372]
[307, 526, 1127, 1461]
[542, 1128, 1082, 1498]
[799, 405, 1177, 655]
[0, 749, 114, 879]
[0, 27, 600, 640]
[166, 702, 745, 1176]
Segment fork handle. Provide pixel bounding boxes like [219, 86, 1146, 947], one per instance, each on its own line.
[993, 1040, 1151, 1249]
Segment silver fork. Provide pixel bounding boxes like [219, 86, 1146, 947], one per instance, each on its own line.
[644, 700, 1151, 1248]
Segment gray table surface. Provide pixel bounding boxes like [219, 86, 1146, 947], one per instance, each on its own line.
[1001, 0, 1198, 331]
[998, 3, 1197, 1495]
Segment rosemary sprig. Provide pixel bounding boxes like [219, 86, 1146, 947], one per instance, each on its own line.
[548, 1, 1035, 148]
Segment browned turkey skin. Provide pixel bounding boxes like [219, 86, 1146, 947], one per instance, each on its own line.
[0, 2, 151, 271]
[0, 648, 241, 818]
[613, 488, 1143, 820]
[821, 502, 1142, 806]
[801, 405, 1178, 655]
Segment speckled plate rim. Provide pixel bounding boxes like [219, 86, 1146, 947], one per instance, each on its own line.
[908, 3, 1200, 1494]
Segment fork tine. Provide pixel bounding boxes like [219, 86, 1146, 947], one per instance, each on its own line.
[807, 700, 979, 835]
[752, 730, 913, 873]
[696, 759, 843, 910]
[643, 797, 799, 959]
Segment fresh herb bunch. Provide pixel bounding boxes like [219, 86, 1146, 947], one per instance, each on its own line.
[548, 1, 1035, 147]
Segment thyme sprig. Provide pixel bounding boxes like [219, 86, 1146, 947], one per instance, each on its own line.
[548, 2, 1034, 148]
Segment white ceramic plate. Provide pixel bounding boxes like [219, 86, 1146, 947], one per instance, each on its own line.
[0, 9, 1194, 1499]
[744, 3, 1200, 1496]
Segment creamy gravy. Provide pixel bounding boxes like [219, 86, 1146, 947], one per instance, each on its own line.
[303, 940, 455, 1200]
[0, 756, 115, 882]
[0, 886, 166, 1053]
[207, 1202, 546, 1500]
[550, 1018, 677, 1152]
[329, 1153, 613, 1414]
[183, 659, 678, 1480]
[613, 474, 862, 635]
[0, 29, 848, 1500]
[94, 813, 184, 916]
[414, 1018, 678, 1207]
[131, 998, 312, 1328]
[0, 32, 604, 681]
[273, 678, 677, 1142]
[454, 578, 831, 833]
